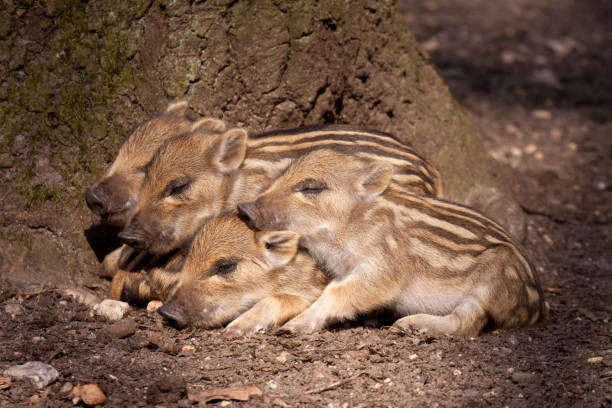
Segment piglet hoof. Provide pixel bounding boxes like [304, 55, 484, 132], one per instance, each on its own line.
[277, 319, 317, 335]
[273, 326, 296, 337]
[221, 329, 243, 339]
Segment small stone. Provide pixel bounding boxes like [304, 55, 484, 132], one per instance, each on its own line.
[63, 287, 100, 308]
[267, 380, 278, 390]
[104, 318, 137, 339]
[511, 371, 538, 384]
[220, 401, 231, 407]
[4, 303, 24, 317]
[32, 336, 42, 343]
[147, 301, 163, 313]
[4, 361, 59, 389]
[409, 354, 418, 360]
[524, 144, 537, 154]
[587, 356, 603, 364]
[421, 37, 439, 52]
[129, 334, 150, 350]
[501, 50, 516, 64]
[60, 382, 73, 393]
[534, 152, 544, 160]
[0, 153, 13, 168]
[70, 383, 106, 406]
[530, 68, 560, 88]
[550, 128, 563, 140]
[595, 181, 606, 191]
[543, 234, 554, 246]
[532, 109, 552, 120]
[510, 147, 522, 157]
[373, 382, 383, 389]
[94, 299, 130, 321]
[568, 142, 578, 152]
[276, 351, 290, 363]
[453, 369, 462, 377]
[11, 133, 29, 156]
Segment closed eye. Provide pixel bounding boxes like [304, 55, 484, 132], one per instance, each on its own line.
[164, 177, 191, 197]
[213, 259, 238, 276]
[170, 182, 189, 196]
[295, 178, 327, 195]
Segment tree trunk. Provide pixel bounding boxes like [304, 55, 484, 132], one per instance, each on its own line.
[0, 0, 524, 288]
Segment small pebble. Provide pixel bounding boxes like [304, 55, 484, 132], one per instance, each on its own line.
[147, 301, 163, 313]
[60, 382, 73, 393]
[510, 147, 522, 157]
[70, 383, 106, 406]
[595, 181, 606, 191]
[453, 369, 462, 377]
[524, 144, 537, 154]
[550, 128, 563, 140]
[4, 361, 59, 389]
[568, 142, 578, 152]
[532, 109, 552, 120]
[94, 299, 130, 321]
[104, 318, 137, 339]
[63, 287, 101, 308]
[511, 371, 538, 384]
[409, 354, 418, 360]
[4, 303, 24, 317]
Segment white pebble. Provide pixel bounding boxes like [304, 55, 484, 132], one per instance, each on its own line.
[4, 303, 24, 317]
[94, 299, 130, 321]
[63, 287, 100, 308]
[4, 361, 59, 389]
[146, 300, 163, 313]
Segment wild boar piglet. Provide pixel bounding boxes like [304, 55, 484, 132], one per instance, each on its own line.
[157, 214, 327, 334]
[118, 125, 442, 256]
[85, 100, 225, 276]
[86, 101, 225, 226]
[238, 149, 549, 336]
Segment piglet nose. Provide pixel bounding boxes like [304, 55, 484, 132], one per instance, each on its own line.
[157, 303, 187, 329]
[237, 202, 259, 229]
[85, 187, 107, 216]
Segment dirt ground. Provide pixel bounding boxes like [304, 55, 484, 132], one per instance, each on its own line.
[1, 0, 611, 406]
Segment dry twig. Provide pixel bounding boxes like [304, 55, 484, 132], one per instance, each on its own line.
[306, 371, 369, 394]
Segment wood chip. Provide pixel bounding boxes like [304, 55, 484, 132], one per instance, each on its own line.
[545, 287, 563, 294]
[587, 357, 603, 364]
[188, 386, 263, 403]
[0, 377, 10, 390]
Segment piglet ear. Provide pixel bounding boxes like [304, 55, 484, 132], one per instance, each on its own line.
[165, 100, 188, 116]
[256, 230, 299, 269]
[211, 128, 248, 174]
[191, 117, 226, 132]
[355, 163, 393, 200]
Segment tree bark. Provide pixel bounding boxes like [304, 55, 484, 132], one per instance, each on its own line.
[0, 0, 524, 288]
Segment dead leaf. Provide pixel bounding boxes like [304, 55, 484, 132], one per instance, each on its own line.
[0, 377, 11, 390]
[188, 386, 263, 403]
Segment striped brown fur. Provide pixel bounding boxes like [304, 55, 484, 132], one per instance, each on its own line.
[120, 125, 442, 257]
[238, 149, 549, 336]
[156, 214, 327, 333]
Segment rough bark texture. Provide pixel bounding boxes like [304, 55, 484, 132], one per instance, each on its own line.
[0, 0, 523, 288]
